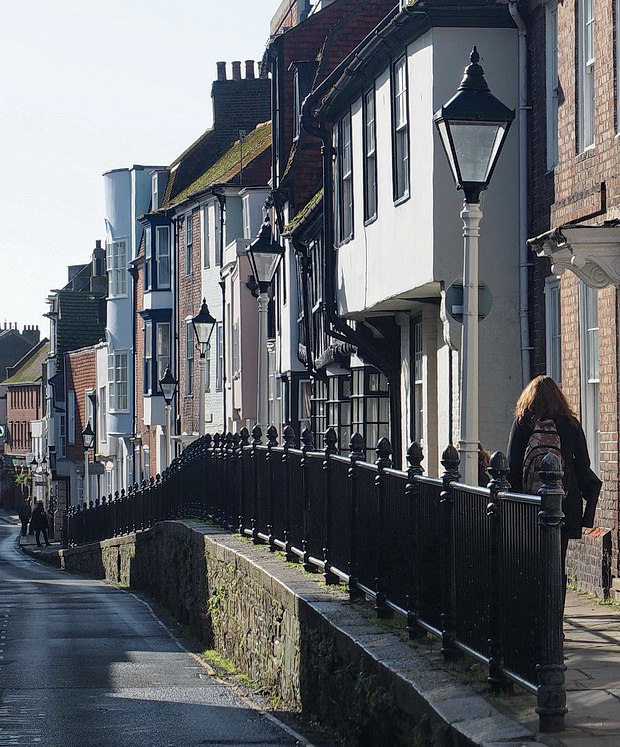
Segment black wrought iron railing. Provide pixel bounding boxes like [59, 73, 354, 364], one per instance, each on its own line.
[64, 425, 567, 733]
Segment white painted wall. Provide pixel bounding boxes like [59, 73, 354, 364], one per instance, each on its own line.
[334, 25, 522, 471]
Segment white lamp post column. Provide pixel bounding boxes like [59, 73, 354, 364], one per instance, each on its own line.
[245, 215, 284, 434]
[81, 422, 95, 507]
[459, 200, 483, 485]
[256, 291, 270, 432]
[191, 300, 217, 438]
[159, 367, 178, 467]
[434, 47, 514, 485]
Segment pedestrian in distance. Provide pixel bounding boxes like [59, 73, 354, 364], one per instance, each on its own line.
[18, 498, 32, 537]
[30, 501, 51, 547]
[506, 375, 601, 597]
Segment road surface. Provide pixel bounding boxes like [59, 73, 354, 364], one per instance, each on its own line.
[0, 521, 320, 746]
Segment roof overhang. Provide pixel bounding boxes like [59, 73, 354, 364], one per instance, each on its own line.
[528, 224, 620, 288]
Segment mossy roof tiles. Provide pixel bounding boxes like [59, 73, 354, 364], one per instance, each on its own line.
[168, 122, 271, 207]
[1, 340, 50, 385]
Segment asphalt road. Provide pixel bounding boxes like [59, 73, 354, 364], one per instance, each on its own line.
[0, 522, 315, 747]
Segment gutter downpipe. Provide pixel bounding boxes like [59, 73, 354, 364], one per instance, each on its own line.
[508, 0, 532, 387]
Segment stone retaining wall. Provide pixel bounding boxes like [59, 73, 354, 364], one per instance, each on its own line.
[54, 521, 535, 746]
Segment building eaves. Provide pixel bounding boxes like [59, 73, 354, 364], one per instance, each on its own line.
[1, 339, 50, 385]
[314, 0, 516, 119]
[284, 189, 324, 236]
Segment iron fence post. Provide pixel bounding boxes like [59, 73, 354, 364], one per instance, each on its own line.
[300, 427, 315, 572]
[266, 426, 278, 551]
[486, 450, 512, 692]
[536, 452, 567, 733]
[250, 426, 262, 543]
[236, 429, 248, 534]
[347, 432, 365, 601]
[440, 444, 460, 659]
[323, 428, 339, 584]
[405, 441, 424, 639]
[282, 425, 296, 563]
[374, 437, 393, 619]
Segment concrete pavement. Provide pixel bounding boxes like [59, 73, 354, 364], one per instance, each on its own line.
[4, 507, 620, 744]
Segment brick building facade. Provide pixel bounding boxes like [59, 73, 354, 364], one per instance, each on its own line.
[527, 0, 620, 597]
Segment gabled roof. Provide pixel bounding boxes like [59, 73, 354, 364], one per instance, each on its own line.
[2, 339, 50, 386]
[169, 121, 272, 207]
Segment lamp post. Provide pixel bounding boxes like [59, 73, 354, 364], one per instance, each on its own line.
[192, 299, 217, 437]
[159, 366, 178, 466]
[245, 215, 285, 432]
[434, 47, 514, 485]
[81, 422, 95, 507]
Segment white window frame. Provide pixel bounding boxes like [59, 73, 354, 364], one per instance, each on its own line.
[99, 387, 107, 444]
[363, 85, 377, 222]
[156, 226, 171, 288]
[185, 321, 194, 396]
[203, 204, 211, 269]
[68, 390, 76, 445]
[215, 322, 224, 392]
[185, 213, 193, 275]
[579, 281, 600, 470]
[578, 0, 595, 150]
[108, 351, 129, 412]
[545, 276, 562, 385]
[144, 320, 153, 394]
[156, 321, 170, 385]
[392, 55, 410, 202]
[546, 2, 559, 170]
[144, 226, 152, 290]
[106, 239, 128, 296]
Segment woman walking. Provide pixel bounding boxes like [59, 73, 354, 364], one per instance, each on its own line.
[507, 375, 601, 596]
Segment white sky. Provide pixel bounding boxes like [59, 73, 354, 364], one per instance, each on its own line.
[0, 0, 282, 334]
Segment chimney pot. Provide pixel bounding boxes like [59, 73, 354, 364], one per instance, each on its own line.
[216, 61, 227, 81]
[95, 239, 101, 249]
[232, 61, 241, 80]
[245, 60, 255, 79]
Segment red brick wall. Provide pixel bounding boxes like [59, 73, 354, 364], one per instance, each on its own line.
[528, 0, 620, 593]
[6, 385, 41, 454]
[177, 209, 202, 436]
[65, 348, 97, 463]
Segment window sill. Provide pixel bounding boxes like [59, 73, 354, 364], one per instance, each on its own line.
[394, 191, 410, 207]
[364, 214, 377, 227]
[575, 145, 595, 163]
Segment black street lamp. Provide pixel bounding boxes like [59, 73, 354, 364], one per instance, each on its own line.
[246, 215, 285, 293]
[191, 299, 217, 437]
[433, 47, 514, 204]
[245, 215, 285, 430]
[159, 366, 178, 465]
[81, 421, 95, 506]
[433, 47, 514, 485]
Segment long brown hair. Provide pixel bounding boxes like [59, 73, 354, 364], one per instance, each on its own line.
[514, 375, 576, 424]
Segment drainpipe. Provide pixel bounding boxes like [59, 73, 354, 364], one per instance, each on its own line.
[508, 0, 532, 387]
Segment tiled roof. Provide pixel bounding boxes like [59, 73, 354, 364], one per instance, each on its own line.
[1, 340, 50, 385]
[56, 290, 105, 359]
[168, 122, 272, 207]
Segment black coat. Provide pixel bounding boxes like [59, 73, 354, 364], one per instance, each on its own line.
[30, 507, 49, 531]
[506, 415, 601, 539]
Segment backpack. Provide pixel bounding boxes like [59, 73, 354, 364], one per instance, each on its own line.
[522, 419, 564, 494]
